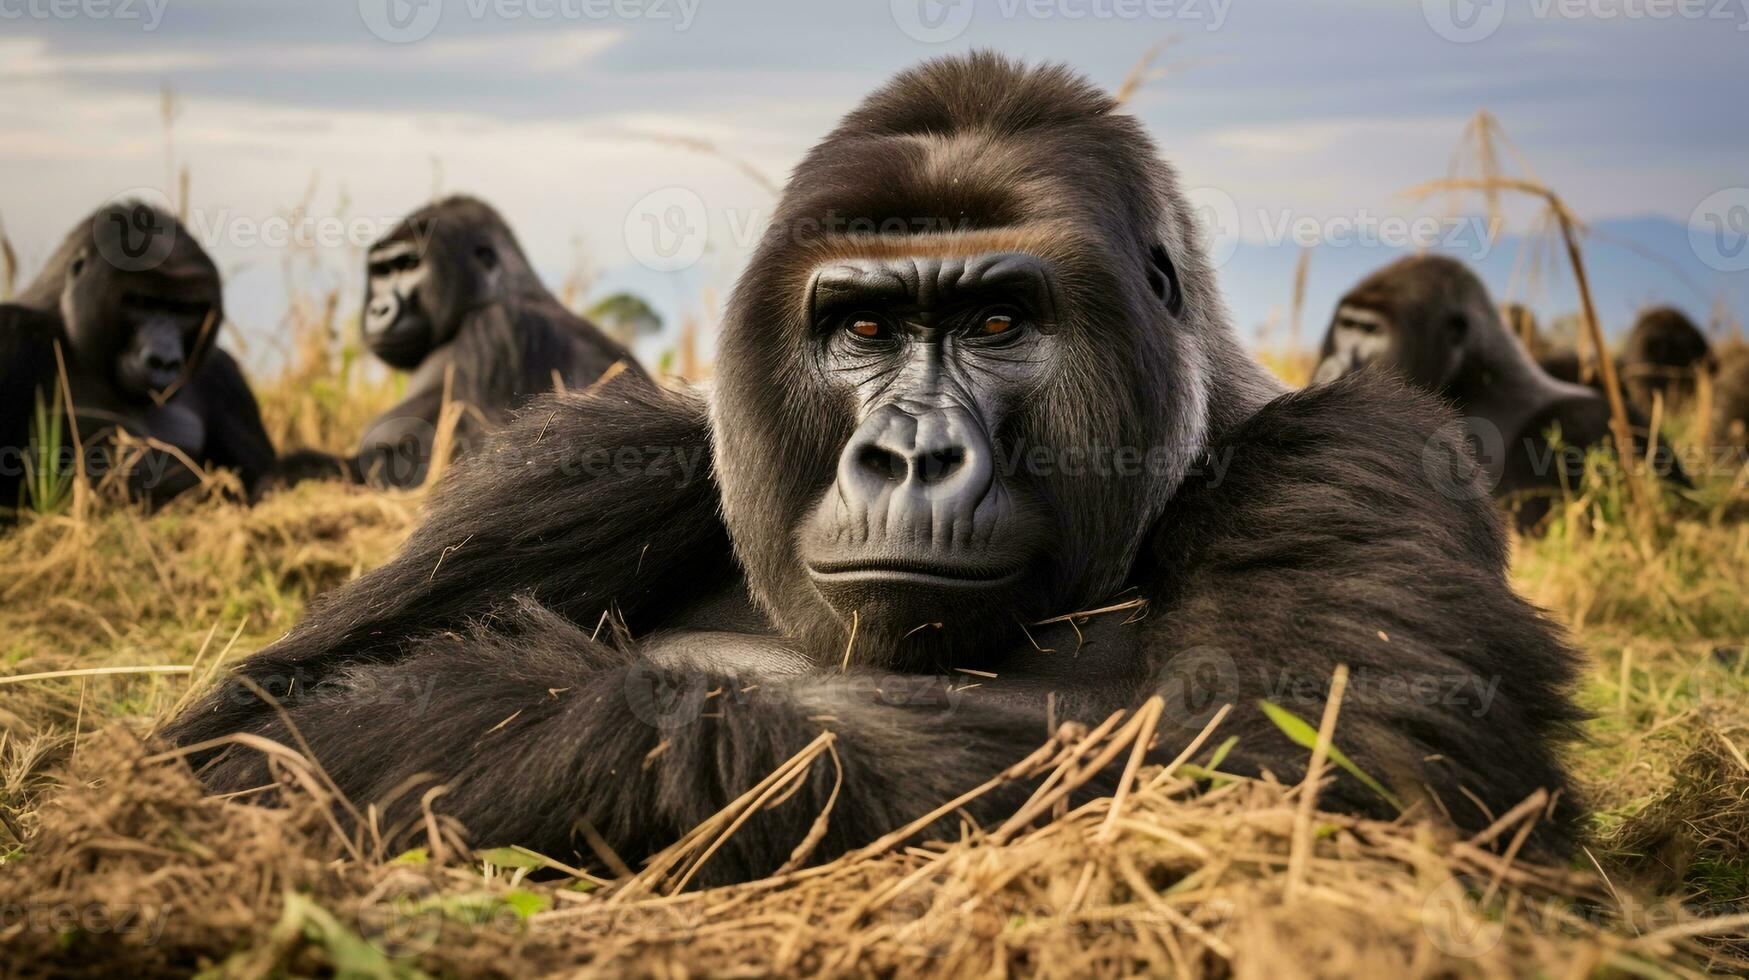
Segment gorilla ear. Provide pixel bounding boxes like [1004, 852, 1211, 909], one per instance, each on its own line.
[1146, 244, 1185, 318]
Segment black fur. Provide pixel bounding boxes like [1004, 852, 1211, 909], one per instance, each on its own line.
[334, 196, 647, 488]
[169, 56, 1585, 885]
[0, 203, 282, 517]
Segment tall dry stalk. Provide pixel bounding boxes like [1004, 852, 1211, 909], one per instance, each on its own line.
[0, 213, 16, 301]
[1289, 246, 1311, 352]
[160, 85, 183, 216]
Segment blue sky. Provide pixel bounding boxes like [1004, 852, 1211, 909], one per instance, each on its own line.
[2, 0, 1746, 369]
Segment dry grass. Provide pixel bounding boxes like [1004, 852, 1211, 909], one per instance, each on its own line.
[0, 337, 1746, 975]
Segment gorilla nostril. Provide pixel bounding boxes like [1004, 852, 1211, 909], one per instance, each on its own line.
[917, 447, 965, 485]
[856, 445, 908, 482]
[147, 354, 182, 373]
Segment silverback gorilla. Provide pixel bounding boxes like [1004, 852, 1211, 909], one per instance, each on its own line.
[0, 202, 278, 516]
[171, 56, 1584, 886]
[1314, 255, 1683, 528]
[333, 196, 645, 487]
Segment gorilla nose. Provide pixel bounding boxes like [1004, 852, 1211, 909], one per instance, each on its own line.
[366, 294, 399, 332]
[147, 351, 184, 375]
[840, 404, 993, 515]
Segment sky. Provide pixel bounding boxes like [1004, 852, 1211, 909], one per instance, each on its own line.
[2, 0, 1746, 371]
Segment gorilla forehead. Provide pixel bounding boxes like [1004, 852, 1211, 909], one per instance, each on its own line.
[771, 56, 1164, 248]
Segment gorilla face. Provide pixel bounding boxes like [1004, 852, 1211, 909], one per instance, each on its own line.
[112, 289, 210, 398]
[363, 240, 439, 369]
[709, 59, 1230, 672]
[1312, 257, 1477, 391]
[796, 252, 1063, 632]
[362, 212, 505, 369]
[57, 206, 221, 402]
[1311, 304, 1397, 384]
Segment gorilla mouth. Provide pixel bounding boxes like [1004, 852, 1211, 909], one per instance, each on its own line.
[806, 558, 1024, 588]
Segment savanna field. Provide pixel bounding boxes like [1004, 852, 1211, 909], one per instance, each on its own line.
[0, 305, 1745, 978]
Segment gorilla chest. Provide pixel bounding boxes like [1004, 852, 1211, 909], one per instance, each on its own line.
[143, 402, 208, 455]
[69, 397, 207, 457]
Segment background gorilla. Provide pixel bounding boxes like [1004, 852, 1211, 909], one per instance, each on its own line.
[1620, 306, 1712, 413]
[1313, 255, 1684, 528]
[0, 202, 279, 516]
[302, 196, 647, 488]
[170, 56, 1582, 887]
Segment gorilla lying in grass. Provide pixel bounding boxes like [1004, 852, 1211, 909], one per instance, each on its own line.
[170, 55, 1584, 886]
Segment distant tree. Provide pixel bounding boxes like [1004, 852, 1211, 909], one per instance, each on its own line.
[586, 292, 663, 348]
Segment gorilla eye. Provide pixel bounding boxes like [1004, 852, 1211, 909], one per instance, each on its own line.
[845, 315, 890, 340]
[981, 313, 1016, 336]
[70, 254, 87, 277]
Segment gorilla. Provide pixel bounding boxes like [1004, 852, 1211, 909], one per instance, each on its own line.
[0, 202, 279, 516]
[311, 196, 646, 488]
[170, 56, 1583, 887]
[1620, 306, 1711, 414]
[1313, 255, 1683, 528]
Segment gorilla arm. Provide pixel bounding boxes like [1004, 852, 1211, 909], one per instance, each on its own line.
[1144, 374, 1586, 850]
[179, 602, 1078, 887]
[191, 349, 278, 496]
[168, 383, 738, 747]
